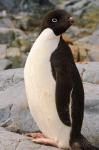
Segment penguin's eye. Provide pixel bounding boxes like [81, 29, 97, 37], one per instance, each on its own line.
[52, 18, 58, 23]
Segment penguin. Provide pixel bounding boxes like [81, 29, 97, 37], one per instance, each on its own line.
[24, 9, 99, 150]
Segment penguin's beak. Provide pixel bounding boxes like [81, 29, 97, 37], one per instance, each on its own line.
[68, 17, 74, 25]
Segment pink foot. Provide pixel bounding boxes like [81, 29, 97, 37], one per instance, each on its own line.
[25, 132, 58, 147]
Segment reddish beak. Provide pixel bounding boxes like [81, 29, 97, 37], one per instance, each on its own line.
[68, 17, 75, 25]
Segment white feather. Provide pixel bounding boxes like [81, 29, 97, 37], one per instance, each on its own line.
[24, 28, 71, 149]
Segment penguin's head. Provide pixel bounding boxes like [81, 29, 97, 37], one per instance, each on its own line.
[41, 9, 74, 36]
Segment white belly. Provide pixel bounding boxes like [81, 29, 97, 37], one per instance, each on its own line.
[24, 28, 71, 148]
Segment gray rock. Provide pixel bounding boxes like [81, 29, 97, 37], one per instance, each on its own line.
[73, 9, 85, 17]
[88, 45, 99, 61]
[78, 29, 99, 45]
[0, 0, 54, 12]
[20, 53, 28, 67]
[0, 10, 7, 17]
[0, 127, 59, 150]
[49, 0, 58, 5]
[17, 37, 32, 53]
[76, 62, 99, 84]
[72, 0, 90, 12]
[0, 28, 26, 44]
[0, 28, 14, 44]
[88, 29, 99, 45]
[0, 0, 15, 11]
[38, 0, 54, 7]
[15, 14, 40, 31]
[0, 18, 14, 28]
[0, 68, 38, 133]
[82, 82, 99, 147]
[67, 26, 92, 39]
[92, 0, 99, 6]
[65, 0, 90, 15]
[0, 44, 7, 59]
[77, 29, 99, 45]
[0, 59, 12, 71]
[76, 36, 90, 44]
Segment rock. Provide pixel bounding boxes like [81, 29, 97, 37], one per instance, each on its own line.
[0, 67, 99, 147]
[67, 26, 92, 39]
[74, 41, 99, 62]
[0, 28, 14, 44]
[7, 47, 21, 57]
[62, 34, 74, 45]
[76, 62, 99, 84]
[64, 0, 99, 29]
[0, 0, 15, 11]
[0, 27, 26, 44]
[39, 0, 54, 7]
[15, 15, 40, 31]
[69, 43, 89, 62]
[20, 53, 28, 67]
[27, 30, 39, 43]
[49, 0, 58, 6]
[0, 10, 7, 18]
[82, 82, 99, 147]
[0, 127, 59, 150]
[62, 34, 90, 62]
[78, 46, 89, 62]
[17, 37, 31, 52]
[64, 0, 90, 15]
[0, 0, 54, 13]
[78, 29, 99, 45]
[93, 0, 99, 6]
[88, 45, 99, 61]
[71, 0, 90, 12]
[0, 69, 38, 133]
[77, 2, 99, 29]
[73, 9, 85, 17]
[88, 29, 99, 45]
[0, 18, 14, 28]
[0, 44, 7, 59]
[0, 59, 12, 71]
[69, 44, 79, 62]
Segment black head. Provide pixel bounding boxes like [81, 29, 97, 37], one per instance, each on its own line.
[41, 9, 74, 35]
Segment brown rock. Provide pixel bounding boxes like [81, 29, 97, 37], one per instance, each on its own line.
[0, 44, 7, 59]
[62, 34, 74, 45]
[7, 47, 21, 57]
[69, 44, 79, 62]
[69, 43, 89, 62]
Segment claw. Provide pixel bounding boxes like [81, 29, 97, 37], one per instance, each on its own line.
[25, 132, 58, 147]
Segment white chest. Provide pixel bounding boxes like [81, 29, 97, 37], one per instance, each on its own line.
[24, 28, 61, 130]
[24, 28, 60, 104]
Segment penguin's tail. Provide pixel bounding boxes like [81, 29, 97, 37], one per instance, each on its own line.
[71, 134, 99, 150]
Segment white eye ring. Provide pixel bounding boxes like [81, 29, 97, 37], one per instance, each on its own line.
[52, 18, 58, 22]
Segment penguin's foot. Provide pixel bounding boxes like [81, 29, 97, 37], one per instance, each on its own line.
[26, 132, 58, 147]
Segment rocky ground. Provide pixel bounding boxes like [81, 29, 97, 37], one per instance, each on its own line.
[0, 0, 99, 149]
[0, 63, 99, 149]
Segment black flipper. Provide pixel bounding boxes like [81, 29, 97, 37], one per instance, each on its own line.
[70, 64, 84, 140]
[51, 47, 73, 126]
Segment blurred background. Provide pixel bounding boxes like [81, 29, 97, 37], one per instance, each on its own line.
[0, 0, 99, 71]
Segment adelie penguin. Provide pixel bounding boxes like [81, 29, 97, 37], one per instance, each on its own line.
[24, 9, 99, 150]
